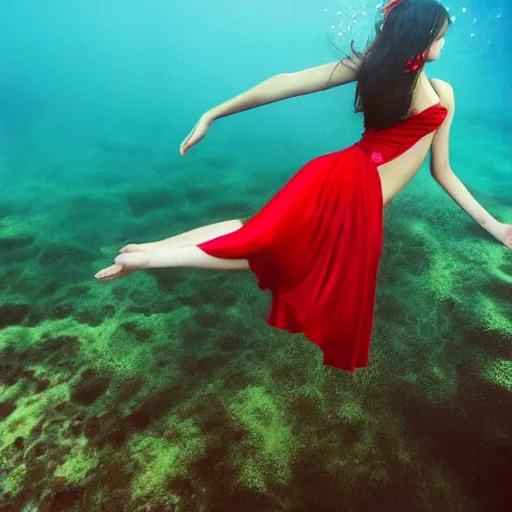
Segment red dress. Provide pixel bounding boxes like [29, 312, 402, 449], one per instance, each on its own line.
[198, 103, 448, 372]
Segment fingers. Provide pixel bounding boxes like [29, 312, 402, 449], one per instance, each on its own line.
[179, 119, 206, 155]
[180, 127, 197, 155]
[180, 139, 189, 155]
[180, 133, 191, 154]
[180, 138, 193, 155]
[180, 133, 200, 155]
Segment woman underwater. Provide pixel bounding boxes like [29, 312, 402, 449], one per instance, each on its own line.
[95, 0, 512, 372]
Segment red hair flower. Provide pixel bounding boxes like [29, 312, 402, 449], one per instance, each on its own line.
[405, 50, 429, 73]
[383, 0, 405, 16]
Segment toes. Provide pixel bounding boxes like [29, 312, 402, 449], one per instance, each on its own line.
[101, 269, 132, 281]
[96, 251, 151, 281]
[119, 244, 140, 253]
[95, 264, 124, 280]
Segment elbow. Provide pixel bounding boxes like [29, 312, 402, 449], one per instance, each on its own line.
[430, 164, 454, 182]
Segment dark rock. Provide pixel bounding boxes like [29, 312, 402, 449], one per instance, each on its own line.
[0, 401, 16, 420]
[70, 369, 111, 406]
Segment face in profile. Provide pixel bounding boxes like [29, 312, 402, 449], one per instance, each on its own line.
[427, 22, 448, 62]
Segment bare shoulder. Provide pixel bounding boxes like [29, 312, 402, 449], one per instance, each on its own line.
[430, 79, 455, 110]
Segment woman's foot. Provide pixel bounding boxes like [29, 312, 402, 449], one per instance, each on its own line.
[95, 252, 152, 281]
[94, 264, 135, 281]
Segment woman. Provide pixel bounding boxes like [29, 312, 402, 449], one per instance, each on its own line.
[95, 0, 512, 372]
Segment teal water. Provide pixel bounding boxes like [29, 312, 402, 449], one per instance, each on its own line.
[1, 1, 511, 510]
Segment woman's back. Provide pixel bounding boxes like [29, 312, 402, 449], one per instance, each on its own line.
[363, 73, 449, 206]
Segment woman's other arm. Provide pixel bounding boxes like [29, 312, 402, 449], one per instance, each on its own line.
[429, 79, 510, 247]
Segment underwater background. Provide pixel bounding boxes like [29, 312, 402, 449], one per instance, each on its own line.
[1, 0, 511, 510]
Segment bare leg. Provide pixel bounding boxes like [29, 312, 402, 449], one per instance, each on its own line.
[119, 219, 244, 253]
[125, 246, 248, 270]
[95, 246, 249, 280]
[95, 219, 248, 280]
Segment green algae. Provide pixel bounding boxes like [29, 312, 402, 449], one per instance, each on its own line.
[1, 462, 26, 499]
[0, 383, 69, 453]
[428, 251, 456, 301]
[477, 294, 512, 339]
[482, 359, 512, 391]
[340, 402, 365, 423]
[129, 415, 204, 504]
[229, 386, 295, 492]
[54, 436, 100, 486]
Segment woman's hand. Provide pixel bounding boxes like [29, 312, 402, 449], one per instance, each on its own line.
[179, 113, 213, 155]
[499, 223, 512, 250]
[491, 221, 512, 250]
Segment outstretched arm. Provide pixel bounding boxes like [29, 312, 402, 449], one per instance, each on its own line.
[429, 79, 511, 248]
[205, 59, 359, 122]
[180, 59, 360, 154]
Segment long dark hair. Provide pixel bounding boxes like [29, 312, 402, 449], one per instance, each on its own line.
[342, 0, 451, 129]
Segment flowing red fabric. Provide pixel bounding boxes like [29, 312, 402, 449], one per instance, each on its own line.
[198, 104, 448, 372]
